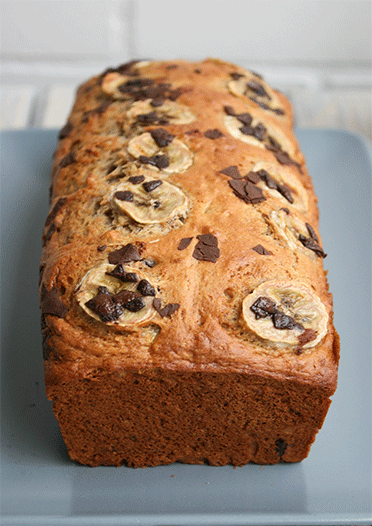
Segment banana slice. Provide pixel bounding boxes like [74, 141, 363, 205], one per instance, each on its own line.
[242, 280, 328, 349]
[227, 72, 285, 117]
[101, 72, 129, 97]
[223, 112, 296, 158]
[252, 161, 308, 213]
[127, 99, 196, 125]
[111, 176, 189, 224]
[268, 209, 326, 259]
[76, 263, 156, 326]
[127, 132, 193, 174]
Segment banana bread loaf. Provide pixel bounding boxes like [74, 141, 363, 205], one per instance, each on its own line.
[40, 58, 339, 467]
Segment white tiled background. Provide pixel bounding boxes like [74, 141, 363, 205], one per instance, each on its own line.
[1, 0, 371, 141]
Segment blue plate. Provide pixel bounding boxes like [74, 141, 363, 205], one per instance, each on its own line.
[1, 129, 371, 525]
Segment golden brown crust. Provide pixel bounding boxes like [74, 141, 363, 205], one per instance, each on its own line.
[40, 59, 339, 467]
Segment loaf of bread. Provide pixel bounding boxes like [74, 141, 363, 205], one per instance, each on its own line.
[40, 58, 339, 467]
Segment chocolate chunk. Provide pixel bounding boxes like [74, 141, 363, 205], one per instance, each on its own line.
[240, 123, 266, 141]
[113, 290, 145, 312]
[266, 136, 282, 152]
[277, 183, 294, 203]
[252, 244, 272, 255]
[224, 105, 236, 116]
[270, 149, 302, 172]
[153, 298, 180, 318]
[178, 237, 193, 250]
[98, 286, 110, 295]
[59, 152, 75, 168]
[114, 190, 134, 202]
[204, 128, 224, 139]
[137, 279, 156, 297]
[194, 69, 201, 74]
[220, 165, 242, 179]
[143, 180, 163, 192]
[236, 113, 253, 126]
[272, 312, 304, 330]
[58, 122, 73, 140]
[250, 296, 277, 319]
[250, 97, 285, 115]
[44, 197, 67, 227]
[128, 175, 145, 185]
[85, 292, 123, 323]
[150, 128, 175, 148]
[228, 179, 266, 204]
[139, 154, 170, 170]
[297, 328, 317, 350]
[143, 257, 157, 268]
[305, 223, 319, 243]
[42, 223, 56, 246]
[245, 171, 261, 184]
[193, 234, 220, 263]
[256, 169, 277, 189]
[97, 244, 107, 252]
[246, 80, 271, 99]
[108, 244, 141, 265]
[119, 77, 154, 94]
[41, 287, 69, 318]
[298, 235, 327, 258]
[150, 98, 164, 107]
[275, 438, 287, 457]
[230, 72, 245, 80]
[137, 111, 169, 126]
[106, 264, 139, 283]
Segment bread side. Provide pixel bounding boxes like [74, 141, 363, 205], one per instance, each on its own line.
[40, 59, 339, 467]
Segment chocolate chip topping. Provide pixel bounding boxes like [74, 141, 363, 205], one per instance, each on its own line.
[275, 438, 287, 457]
[192, 234, 220, 263]
[306, 222, 319, 243]
[252, 244, 272, 255]
[220, 165, 242, 179]
[150, 128, 175, 148]
[41, 287, 69, 318]
[224, 105, 236, 116]
[137, 111, 169, 126]
[44, 197, 67, 227]
[245, 171, 261, 184]
[142, 180, 163, 192]
[153, 298, 180, 318]
[59, 152, 76, 168]
[114, 190, 134, 202]
[97, 244, 107, 252]
[250, 97, 285, 115]
[137, 279, 156, 297]
[178, 237, 193, 250]
[236, 113, 253, 126]
[139, 154, 170, 170]
[118, 78, 182, 102]
[58, 122, 73, 140]
[240, 122, 267, 141]
[230, 72, 245, 80]
[228, 179, 266, 204]
[150, 98, 164, 107]
[246, 80, 271, 99]
[112, 290, 145, 312]
[250, 296, 304, 331]
[298, 235, 327, 258]
[204, 129, 224, 139]
[86, 291, 123, 323]
[128, 175, 145, 185]
[106, 264, 139, 283]
[108, 244, 141, 265]
[297, 328, 317, 351]
[255, 169, 294, 203]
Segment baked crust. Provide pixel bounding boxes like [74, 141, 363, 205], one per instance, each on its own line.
[40, 59, 339, 467]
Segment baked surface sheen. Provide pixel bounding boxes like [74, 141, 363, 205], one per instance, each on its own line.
[40, 59, 339, 467]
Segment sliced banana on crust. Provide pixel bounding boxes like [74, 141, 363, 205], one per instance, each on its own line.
[127, 99, 196, 125]
[223, 112, 296, 158]
[268, 209, 326, 259]
[227, 72, 286, 117]
[111, 176, 189, 224]
[127, 132, 193, 174]
[251, 161, 308, 213]
[76, 263, 156, 326]
[242, 280, 328, 349]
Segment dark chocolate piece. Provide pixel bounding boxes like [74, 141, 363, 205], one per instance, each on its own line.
[106, 264, 139, 283]
[228, 179, 266, 204]
[153, 298, 180, 318]
[139, 154, 170, 170]
[128, 175, 145, 185]
[230, 72, 245, 80]
[246, 80, 271, 99]
[298, 235, 327, 258]
[219, 165, 241, 179]
[252, 244, 272, 255]
[97, 244, 107, 252]
[245, 171, 261, 184]
[177, 237, 193, 250]
[58, 122, 73, 140]
[137, 111, 169, 126]
[193, 234, 220, 263]
[250, 296, 277, 319]
[41, 287, 69, 318]
[108, 244, 141, 265]
[204, 128, 224, 139]
[297, 328, 317, 349]
[236, 113, 253, 126]
[44, 197, 67, 227]
[150, 98, 164, 107]
[306, 223, 319, 243]
[150, 128, 175, 148]
[113, 290, 145, 312]
[59, 152, 75, 168]
[142, 180, 163, 192]
[137, 279, 156, 297]
[272, 312, 304, 331]
[114, 190, 134, 202]
[275, 438, 287, 457]
[224, 105, 236, 116]
[86, 292, 123, 322]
